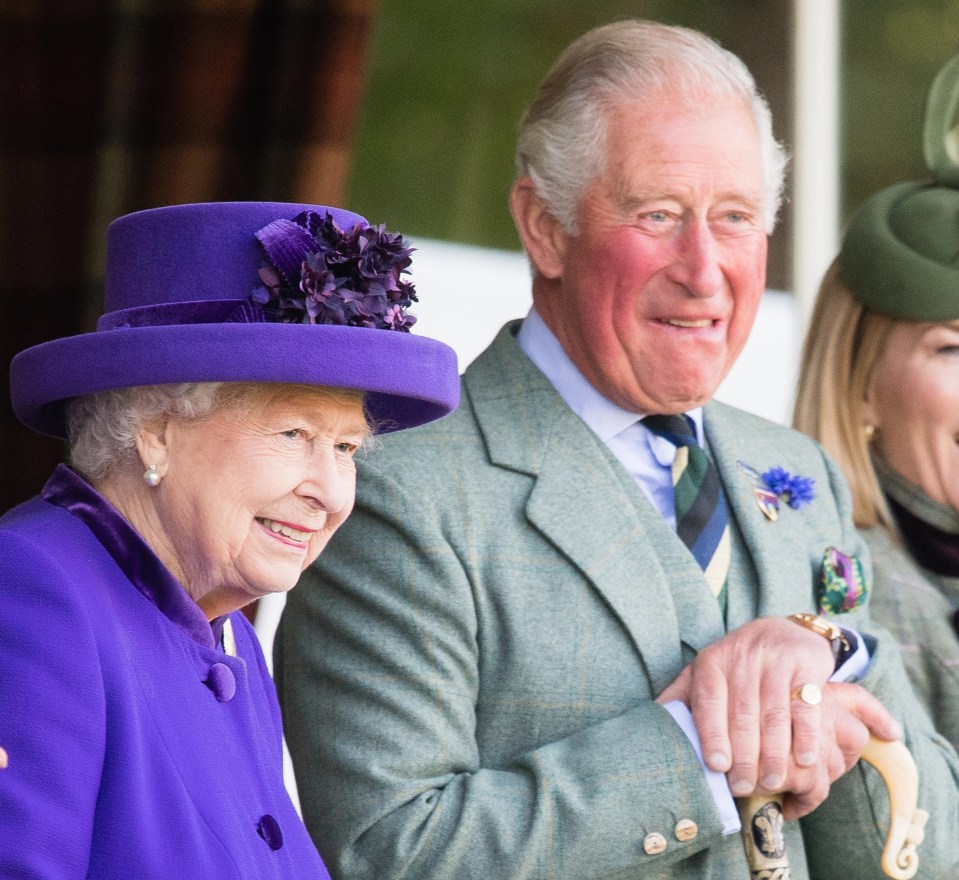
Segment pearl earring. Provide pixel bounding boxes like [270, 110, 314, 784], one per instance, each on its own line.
[862, 424, 875, 442]
[143, 464, 162, 487]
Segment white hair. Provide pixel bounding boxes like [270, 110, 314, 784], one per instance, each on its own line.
[66, 382, 368, 483]
[515, 19, 787, 235]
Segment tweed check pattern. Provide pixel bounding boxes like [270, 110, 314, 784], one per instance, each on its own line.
[643, 414, 730, 609]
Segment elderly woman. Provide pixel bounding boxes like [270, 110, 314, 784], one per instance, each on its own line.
[0, 202, 459, 878]
[794, 53, 959, 749]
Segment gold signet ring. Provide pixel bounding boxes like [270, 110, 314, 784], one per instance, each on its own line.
[791, 683, 822, 705]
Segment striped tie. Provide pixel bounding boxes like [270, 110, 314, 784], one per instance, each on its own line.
[642, 414, 731, 611]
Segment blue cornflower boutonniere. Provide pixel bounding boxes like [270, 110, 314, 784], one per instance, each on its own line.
[737, 462, 816, 522]
[761, 466, 816, 509]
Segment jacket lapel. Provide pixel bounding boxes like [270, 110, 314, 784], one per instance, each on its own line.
[464, 325, 719, 691]
[524, 427, 685, 693]
[706, 402, 816, 625]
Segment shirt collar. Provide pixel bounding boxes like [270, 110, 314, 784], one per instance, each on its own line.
[516, 305, 704, 456]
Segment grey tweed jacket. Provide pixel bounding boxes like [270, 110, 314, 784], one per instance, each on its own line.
[276, 322, 959, 879]
[865, 461, 959, 753]
[865, 526, 959, 751]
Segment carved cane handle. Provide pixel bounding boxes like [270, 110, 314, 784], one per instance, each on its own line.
[860, 737, 928, 880]
[737, 735, 927, 880]
[738, 793, 791, 879]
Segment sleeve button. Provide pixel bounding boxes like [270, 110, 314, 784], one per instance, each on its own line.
[675, 818, 698, 842]
[643, 832, 667, 855]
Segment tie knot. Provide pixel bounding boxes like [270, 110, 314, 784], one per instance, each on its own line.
[642, 414, 697, 448]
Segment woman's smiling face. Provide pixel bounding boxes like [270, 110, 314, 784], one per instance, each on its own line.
[865, 319, 959, 513]
[142, 384, 369, 618]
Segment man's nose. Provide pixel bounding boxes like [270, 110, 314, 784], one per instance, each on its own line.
[667, 219, 724, 297]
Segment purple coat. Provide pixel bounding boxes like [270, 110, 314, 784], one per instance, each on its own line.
[0, 466, 331, 879]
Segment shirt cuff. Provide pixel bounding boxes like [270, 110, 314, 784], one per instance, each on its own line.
[830, 627, 870, 683]
[663, 700, 741, 836]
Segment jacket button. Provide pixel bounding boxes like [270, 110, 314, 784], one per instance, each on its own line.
[643, 832, 667, 855]
[257, 814, 284, 850]
[675, 819, 698, 842]
[205, 663, 236, 702]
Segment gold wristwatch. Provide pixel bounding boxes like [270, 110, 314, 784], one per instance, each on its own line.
[787, 612, 853, 664]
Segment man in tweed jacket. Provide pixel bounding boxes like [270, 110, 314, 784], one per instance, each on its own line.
[276, 20, 959, 879]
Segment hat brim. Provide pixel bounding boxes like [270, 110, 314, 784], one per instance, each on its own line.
[11, 323, 460, 439]
[841, 181, 959, 321]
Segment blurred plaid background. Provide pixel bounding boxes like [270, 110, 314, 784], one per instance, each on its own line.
[0, 0, 374, 511]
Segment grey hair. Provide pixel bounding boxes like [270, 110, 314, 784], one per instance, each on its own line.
[66, 382, 368, 483]
[515, 20, 788, 235]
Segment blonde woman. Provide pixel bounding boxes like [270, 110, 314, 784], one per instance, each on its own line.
[795, 51, 959, 749]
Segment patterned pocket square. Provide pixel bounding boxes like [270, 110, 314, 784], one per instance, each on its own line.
[817, 546, 867, 615]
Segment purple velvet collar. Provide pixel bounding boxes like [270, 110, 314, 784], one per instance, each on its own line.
[41, 464, 221, 649]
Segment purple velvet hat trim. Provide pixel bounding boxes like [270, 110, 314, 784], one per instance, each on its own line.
[9, 202, 459, 438]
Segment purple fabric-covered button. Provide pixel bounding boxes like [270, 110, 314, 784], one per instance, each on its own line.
[257, 814, 283, 850]
[205, 663, 236, 702]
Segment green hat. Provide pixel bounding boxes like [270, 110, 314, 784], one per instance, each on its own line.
[840, 51, 959, 321]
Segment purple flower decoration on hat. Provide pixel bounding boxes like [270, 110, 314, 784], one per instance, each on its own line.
[251, 210, 418, 331]
[761, 466, 816, 510]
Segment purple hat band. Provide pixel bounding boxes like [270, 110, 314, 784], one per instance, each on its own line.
[10, 202, 460, 438]
[95, 300, 262, 330]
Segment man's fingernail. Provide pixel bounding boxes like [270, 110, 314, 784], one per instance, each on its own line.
[708, 752, 729, 770]
[797, 751, 816, 766]
[730, 778, 752, 796]
[761, 774, 783, 791]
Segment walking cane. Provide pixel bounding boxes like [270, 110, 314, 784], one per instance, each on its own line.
[737, 735, 929, 879]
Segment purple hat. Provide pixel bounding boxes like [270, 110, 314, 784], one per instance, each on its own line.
[10, 202, 460, 438]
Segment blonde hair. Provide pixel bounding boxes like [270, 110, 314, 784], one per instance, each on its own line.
[793, 258, 898, 528]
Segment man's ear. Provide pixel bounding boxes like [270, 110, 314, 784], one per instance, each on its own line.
[134, 421, 171, 478]
[509, 177, 569, 280]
